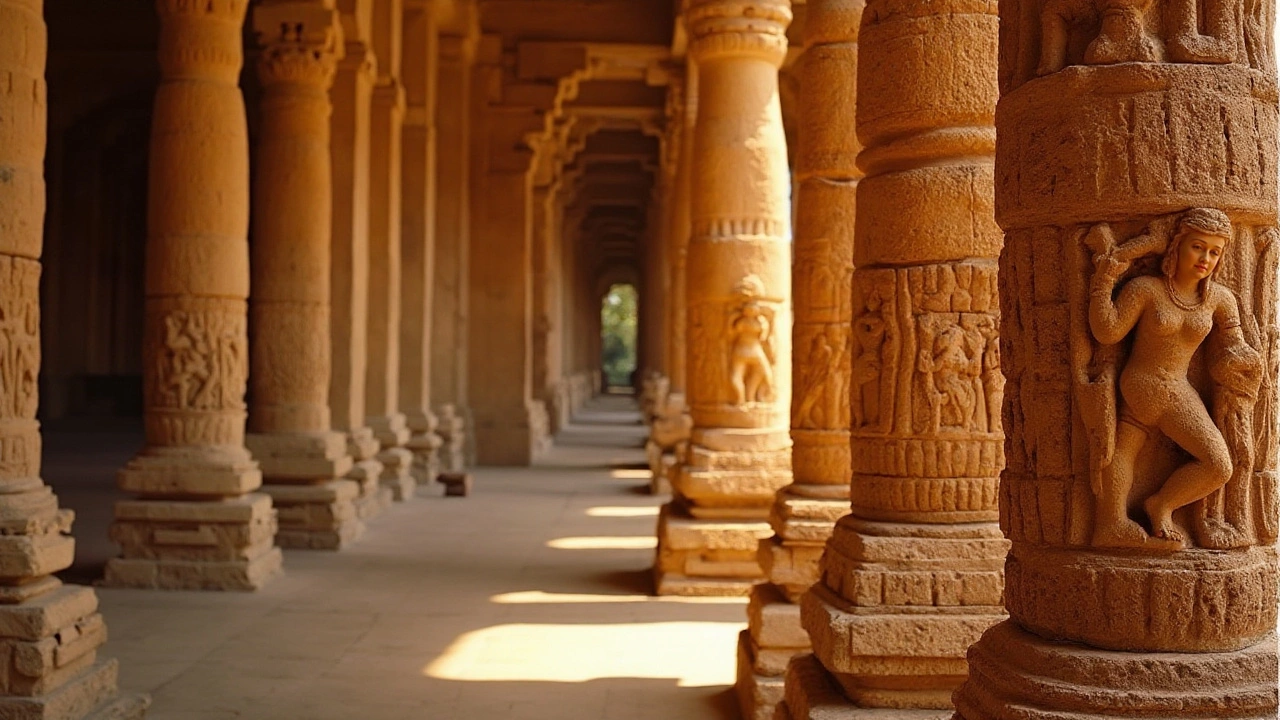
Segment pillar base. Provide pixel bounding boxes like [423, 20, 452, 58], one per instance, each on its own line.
[407, 432, 442, 486]
[117, 447, 261, 497]
[376, 447, 415, 501]
[348, 459, 391, 520]
[737, 629, 785, 720]
[776, 654, 950, 720]
[261, 480, 365, 550]
[104, 494, 283, 591]
[653, 502, 773, 596]
[953, 621, 1278, 720]
[435, 404, 467, 473]
[244, 432, 353, 481]
[738, 584, 811, 720]
[0, 658, 150, 720]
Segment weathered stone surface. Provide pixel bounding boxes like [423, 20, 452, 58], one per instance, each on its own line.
[953, 2, 1280, 714]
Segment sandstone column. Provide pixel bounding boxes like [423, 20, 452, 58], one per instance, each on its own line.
[399, 6, 443, 487]
[467, 96, 548, 466]
[0, 0, 148, 714]
[781, 0, 1008, 711]
[107, 0, 283, 591]
[330, 39, 389, 521]
[952, 7, 1279, 720]
[366, 0, 414, 501]
[430, 34, 474, 472]
[736, 1, 857, 715]
[653, 0, 794, 596]
[647, 69, 695, 495]
[245, 1, 363, 551]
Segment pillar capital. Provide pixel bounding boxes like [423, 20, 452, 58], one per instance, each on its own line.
[154, 0, 249, 81]
[686, 0, 792, 66]
[253, 2, 344, 88]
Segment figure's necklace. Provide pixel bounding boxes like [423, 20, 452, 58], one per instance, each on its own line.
[1165, 275, 1205, 311]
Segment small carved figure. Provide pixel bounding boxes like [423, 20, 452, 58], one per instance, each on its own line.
[853, 288, 890, 429]
[795, 331, 835, 427]
[1037, 0, 1158, 75]
[1087, 208, 1261, 551]
[919, 323, 982, 433]
[727, 276, 776, 405]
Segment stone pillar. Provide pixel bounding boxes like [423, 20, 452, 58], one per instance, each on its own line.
[430, 34, 474, 472]
[667, 63, 696, 397]
[400, 7, 442, 487]
[736, 1, 857, 715]
[107, 0, 283, 591]
[365, 0, 414, 501]
[468, 101, 547, 466]
[780, 0, 1007, 711]
[0, 0, 148, 714]
[653, 0, 794, 596]
[952, 7, 1279, 720]
[245, 1, 363, 551]
[330, 40, 389, 521]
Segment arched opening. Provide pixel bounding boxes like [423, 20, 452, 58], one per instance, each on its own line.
[599, 283, 638, 393]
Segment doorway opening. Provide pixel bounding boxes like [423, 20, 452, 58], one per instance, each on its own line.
[600, 283, 638, 393]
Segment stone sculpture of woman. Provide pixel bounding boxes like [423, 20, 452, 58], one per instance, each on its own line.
[1088, 208, 1261, 550]
[727, 276, 776, 405]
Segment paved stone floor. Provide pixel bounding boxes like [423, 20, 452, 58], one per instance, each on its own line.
[44, 395, 745, 719]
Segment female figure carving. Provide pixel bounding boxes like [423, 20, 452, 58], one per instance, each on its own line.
[1088, 208, 1260, 550]
[727, 276, 776, 404]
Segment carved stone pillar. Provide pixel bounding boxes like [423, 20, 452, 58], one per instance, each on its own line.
[400, 7, 442, 487]
[107, 0, 283, 591]
[0, 0, 149, 714]
[366, 57, 415, 502]
[782, 0, 1007, 711]
[953, 6, 1279, 719]
[430, 34, 474, 472]
[330, 41, 389, 521]
[653, 0, 794, 596]
[245, 1, 363, 551]
[736, 1, 857, 715]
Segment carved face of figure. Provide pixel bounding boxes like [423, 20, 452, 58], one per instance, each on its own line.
[1174, 230, 1227, 284]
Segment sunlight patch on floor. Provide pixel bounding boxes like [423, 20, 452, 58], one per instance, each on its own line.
[609, 469, 651, 480]
[586, 506, 660, 518]
[491, 590, 746, 605]
[423, 622, 744, 687]
[547, 536, 658, 550]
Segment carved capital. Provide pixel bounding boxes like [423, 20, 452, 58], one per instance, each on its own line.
[155, 0, 248, 21]
[253, 2, 343, 88]
[686, 0, 792, 66]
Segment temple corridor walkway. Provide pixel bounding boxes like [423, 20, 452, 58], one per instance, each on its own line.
[43, 396, 745, 719]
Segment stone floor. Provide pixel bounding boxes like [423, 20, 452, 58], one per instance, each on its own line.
[44, 395, 746, 720]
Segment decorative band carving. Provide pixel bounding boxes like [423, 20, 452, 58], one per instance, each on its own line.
[1005, 544, 1278, 653]
[851, 437, 1004, 478]
[691, 216, 788, 241]
[852, 475, 1000, 517]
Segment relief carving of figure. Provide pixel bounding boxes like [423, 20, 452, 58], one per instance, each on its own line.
[727, 276, 776, 405]
[1086, 208, 1262, 551]
[795, 331, 835, 427]
[1037, 0, 1159, 75]
[918, 322, 983, 433]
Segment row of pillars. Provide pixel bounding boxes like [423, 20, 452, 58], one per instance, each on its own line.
[641, 0, 1280, 719]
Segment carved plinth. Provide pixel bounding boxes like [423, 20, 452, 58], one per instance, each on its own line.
[104, 494, 283, 591]
[435, 404, 467, 473]
[405, 410, 442, 486]
[954, 622, 1279, 719]
[777, 654, 949, 720]
[260, 480, 364, 550]
[653, 502, 774, 596]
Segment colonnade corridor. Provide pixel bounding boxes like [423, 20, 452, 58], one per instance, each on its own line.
[42, 397, 745, 719]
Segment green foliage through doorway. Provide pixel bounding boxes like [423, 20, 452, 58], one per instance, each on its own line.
[601, 284, 638, 388]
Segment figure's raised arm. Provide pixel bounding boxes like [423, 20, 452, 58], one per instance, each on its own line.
[1089, 261, 1149, 345]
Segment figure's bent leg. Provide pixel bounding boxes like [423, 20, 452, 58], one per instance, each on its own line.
[1145, 394, 1233, 544]
[1092, 420, 1151, 548]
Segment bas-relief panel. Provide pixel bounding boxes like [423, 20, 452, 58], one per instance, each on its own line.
[1002, 211, 1280, 551]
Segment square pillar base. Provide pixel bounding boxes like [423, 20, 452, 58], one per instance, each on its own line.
[0, 658, 152, 720]
[104, 494, 283, 591]
[776, 654, 950, 720]
[346, 459, 390, 521]
[737, 629, 787, 720]
[653, 502, 773, 596]
[376, 448, 415, 502]
[261, 480, 365, 550]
